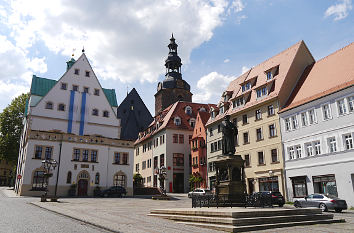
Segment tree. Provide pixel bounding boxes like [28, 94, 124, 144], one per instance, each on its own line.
[0, 93, 28, 163]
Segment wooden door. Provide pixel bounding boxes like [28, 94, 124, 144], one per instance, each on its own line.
[78, 179, 88, 196]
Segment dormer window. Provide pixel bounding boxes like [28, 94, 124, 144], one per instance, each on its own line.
[189, 118, 196, 128]
[92, 109, 99, 116]
[174, 116, 181, 126]
[199, 107, 206, 112]
[266, 71, 272, 80]
[266, 65, 279, 81]
[233, 97, 244, 108]
[185, 106, 192, 115]
[256, 87, 268, 98]
[103, 111, 109, 118]
[74, 69, 79, 75]
[242, 82, 251, 92]
[45, 102, 53, 109]
[219, 106, 224, 114]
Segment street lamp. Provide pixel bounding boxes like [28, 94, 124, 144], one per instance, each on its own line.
[41, 159, 58, 202]
[268, 170, 273, 192]
[157, 166, 167, 196]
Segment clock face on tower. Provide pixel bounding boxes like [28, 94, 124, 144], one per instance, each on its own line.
[176, 80, 184, 88]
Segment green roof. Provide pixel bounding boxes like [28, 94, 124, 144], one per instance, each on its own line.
[30, 75, 118, 107]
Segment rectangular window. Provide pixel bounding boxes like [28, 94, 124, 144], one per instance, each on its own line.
[45, 147, 52, 159]
[142, 161, 146, 170]
[85, 71, 90, 77]
[295, 145, 302, 159]
[269, 124, 276, 137]
[209, 128, 213, 136]
[218, 124, 221, 133]
[122, 153, 128, 165]
[244, 154, 250, 166]
[328, 137, 337, 153]
[242, 114, 248, 124]
[268, 105, 274, 116]
[313, 175, 338, 197]
[179, 134, 184, 144]
[259, 176, 279, 192]
[173, 153, 184, 166]
[91, 150, 97, 162]
[94, 89, 100, 96]
[256, 128, 263, 141]
[337, 99, 347, 115]
[322, 104, 331, 120]
[83, 87, 89, 93]
[243, 132, 249, 144]
[72, 85, 78, 92]
[314, 141, 321, 155]
[288, 146, 295, 160]
[291, 177, 307, 198]
[291, 116, 298, 129]
[32, 171, 46, 190]
[271, 149, 278, 162]
[61, 83, 67, 90]
[301, 112, 308, 126]
[344, 134, 353, 150]
[258, 151, 264, 165]
[309, 109, 316, 124]
[255, 109, 262, 120]
[173, 134, 178, 143]
[348, 96, 354, 112]
[266, 71, 272, 80]
[305, 143, 313, 156]
[285, 118, 291, 131]
[74, 69, 79, 75]
[35, 146, 42, 159]
[114, 152, 121, 164]
[211, 143, 214, 152]
[73, 149, 80, 161]
[82, 149, 89, 161]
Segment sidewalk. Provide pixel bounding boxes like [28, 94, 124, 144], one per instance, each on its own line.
[1, 187, 21, 198]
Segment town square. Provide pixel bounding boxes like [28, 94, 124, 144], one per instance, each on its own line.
[0, 0, 353, 232]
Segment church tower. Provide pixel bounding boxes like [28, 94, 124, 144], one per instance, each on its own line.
[155, 35, 192, 115]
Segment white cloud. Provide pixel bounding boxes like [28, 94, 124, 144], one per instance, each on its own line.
[325, 0, 352, 21]
[193, 71, 236, 104]
[224, 58, 230, 63]
[0, 80, 29, 110]
[1, 0, 248, 84]
[26, 57, 47, 74]
[241, 66, 250, 74]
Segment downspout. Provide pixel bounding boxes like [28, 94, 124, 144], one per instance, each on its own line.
[55, 135, 63, 197]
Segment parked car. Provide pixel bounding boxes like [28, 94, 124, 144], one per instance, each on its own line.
[294, 193, 347, 212]
[100, 186, 127, 198]
[188, 188, 211, 198]
[253, 191, 285, 207]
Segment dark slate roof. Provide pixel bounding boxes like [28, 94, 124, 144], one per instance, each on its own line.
[117, 88, 153, 140]
[30, 75, 118, 107]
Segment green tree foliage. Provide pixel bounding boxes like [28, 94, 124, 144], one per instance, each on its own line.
[0, 93, 28, 162]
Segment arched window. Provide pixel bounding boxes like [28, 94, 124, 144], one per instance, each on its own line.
[66, 171, 72, 184]
[113, 172, 126, 187]
[45, 102, 53, 109]
[185, 106, 192, 115]
[32, 169, 45, 190]
[199, 107, 206, 112]
[189, 118, 196, 128]
[78, 170, 89, 180]
[174, 116, 181, 126]
[95, 172, 100, 184]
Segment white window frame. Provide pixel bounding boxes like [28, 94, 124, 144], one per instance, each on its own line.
[291, 115, 298, 130]
[314, 141, 321, 155]
[305, 143, 313, 157]
[343, 134, 353, 150]
[327, 137, 337, 153]
[321, 103, 332, 121]
[336, 98, 347, 116]
[174, 116, 181, 126]
[285, 118, 291, 131]
[300, 112, 308, 127]
[308, 108, 317, 124]
[347, 96, 354, 112]
[295, 145, 302, 159]
[288, 146, 295, 160]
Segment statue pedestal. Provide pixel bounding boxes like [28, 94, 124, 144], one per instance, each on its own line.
[215, 154, 246, 206]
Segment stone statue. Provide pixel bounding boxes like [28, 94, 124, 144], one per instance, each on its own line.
[221, 115, 238, 155]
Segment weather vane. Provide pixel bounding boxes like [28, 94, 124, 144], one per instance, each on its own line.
[72, 48, 76, 57]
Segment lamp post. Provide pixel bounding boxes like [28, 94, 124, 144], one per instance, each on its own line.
[268, 170, 273, 192]
[41, 159, 58, 202]
[157, 166, 167, 196]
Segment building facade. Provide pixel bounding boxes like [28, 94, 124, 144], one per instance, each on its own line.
[190, 111, 212, 189]
[135, 102, 211, 193]
[15, 52, 134, 197]
[280, 43, 354, 207]
[206, 41, 315, 197]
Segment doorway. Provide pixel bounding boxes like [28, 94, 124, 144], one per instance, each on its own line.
[173, 173, 184, 193]
[248, 178, 254, 194]
[77, 179, 88, 196]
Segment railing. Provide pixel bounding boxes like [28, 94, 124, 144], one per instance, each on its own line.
[191, 192, 273, 208]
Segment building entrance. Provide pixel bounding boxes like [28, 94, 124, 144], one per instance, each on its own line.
[173, 173, 184, 193]
[77, 179, 88, 196]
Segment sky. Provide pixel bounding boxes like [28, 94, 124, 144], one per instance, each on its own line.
[0, 0, 353, 115]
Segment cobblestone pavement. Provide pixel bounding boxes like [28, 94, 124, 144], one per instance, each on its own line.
[3, 187, 354, 233]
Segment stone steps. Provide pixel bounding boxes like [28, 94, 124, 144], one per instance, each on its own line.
[179, 219, 345, 232]
[149, 208, 345, 232]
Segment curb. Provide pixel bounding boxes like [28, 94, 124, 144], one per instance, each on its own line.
[30, 202, 121, 233]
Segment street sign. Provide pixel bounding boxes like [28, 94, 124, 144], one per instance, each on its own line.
[17, 174, 22, 179]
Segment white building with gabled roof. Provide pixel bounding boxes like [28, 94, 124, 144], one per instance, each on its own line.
[15, 52, 134, 197]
